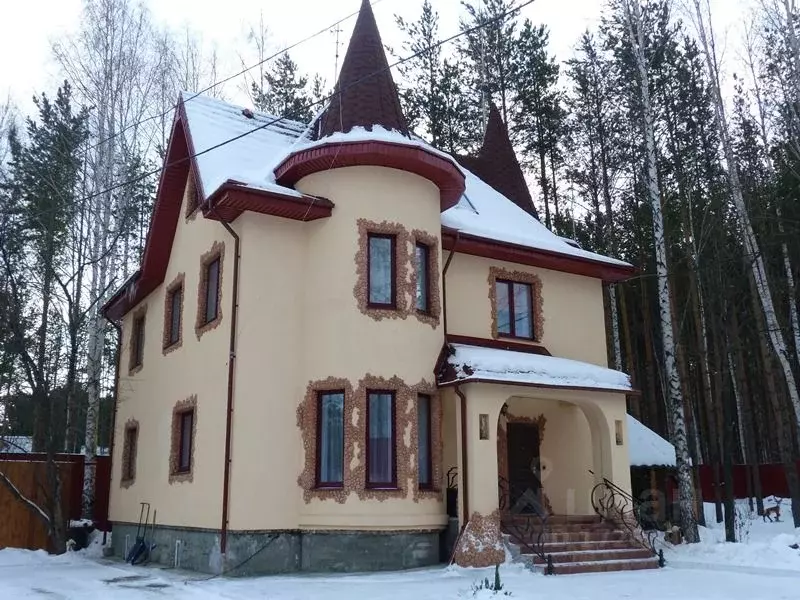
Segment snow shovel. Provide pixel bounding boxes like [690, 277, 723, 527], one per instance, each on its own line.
[126, 502, 150, 564]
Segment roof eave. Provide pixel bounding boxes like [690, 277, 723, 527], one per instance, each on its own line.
[437, 377, 640, 396]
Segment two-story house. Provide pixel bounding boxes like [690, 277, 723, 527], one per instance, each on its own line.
[103, 0, 647, 576]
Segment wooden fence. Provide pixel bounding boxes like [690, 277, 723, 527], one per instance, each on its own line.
[0, 454, 111, 551]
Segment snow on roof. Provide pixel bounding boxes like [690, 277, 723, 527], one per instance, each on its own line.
[442, 343, 633, 391]
[179, 92, 631, 271]
[442, 170, 631, 268]
[180, 92, 306, 200]
[627, 415, 677, 467]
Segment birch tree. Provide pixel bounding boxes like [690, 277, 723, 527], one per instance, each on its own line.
[690, 1, 800, 485]
[619, 0, 699, 542]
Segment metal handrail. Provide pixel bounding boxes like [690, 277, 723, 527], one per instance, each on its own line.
[498, 475, 554, 574]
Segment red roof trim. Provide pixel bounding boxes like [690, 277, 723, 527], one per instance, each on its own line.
[441, 228, 635, 283]
[274, 140, 466, 211]
[205, 182, 334, 223]
[437, 377, 639, 395]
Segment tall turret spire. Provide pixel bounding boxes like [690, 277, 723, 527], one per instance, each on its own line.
[316, 0, 408, 138]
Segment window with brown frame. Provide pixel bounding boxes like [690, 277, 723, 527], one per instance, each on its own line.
[131, 313, 145, 369]
[367, 233, 396, 308]
[417, 394, 432, 489]
[202, 257, 221, 325]
[316, 391, 345, 488]
[415, 242, 431, 313]
[176, 409, 194, 474]
[366, 390, 396, 488]
[495, 279, 534, 339]
[122, 423, 138, 484]
[165, 284, 182, 348]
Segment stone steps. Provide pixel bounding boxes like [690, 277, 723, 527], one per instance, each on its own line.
[502, 515, 661, 575]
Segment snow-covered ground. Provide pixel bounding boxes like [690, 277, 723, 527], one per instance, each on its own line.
[1, 501, 798, 599]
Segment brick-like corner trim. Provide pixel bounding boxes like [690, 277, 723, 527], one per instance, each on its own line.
[169, 395, 197, 484]
[488, 266, 544, 342]
[127, 304, 147, 376]
[162, 272, 185, 355]
[354, 219, 412, 322]
[410, 229, 441, 329]
[297, 378, 355, 504]
[352, 374, 413, 502]
[195, 241, 225, 340]
[120, 418, 139, 489]
[452, 510, 505, 567]
[184, 168, 201, 222]
[410, 381, 442, 502]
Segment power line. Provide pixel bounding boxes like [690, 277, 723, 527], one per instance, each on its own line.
[72, 0, 540, 207]
[84, 0, 389, 154]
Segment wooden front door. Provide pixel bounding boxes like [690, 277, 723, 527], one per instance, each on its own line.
[506, 422, 542, 513]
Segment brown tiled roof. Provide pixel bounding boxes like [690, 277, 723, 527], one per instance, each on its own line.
[316, 0, 408, 139]
[456, 104, 539, 220]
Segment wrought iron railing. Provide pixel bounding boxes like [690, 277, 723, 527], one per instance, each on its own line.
[589, 474, 666, 567]
[498, 475, 554, 574]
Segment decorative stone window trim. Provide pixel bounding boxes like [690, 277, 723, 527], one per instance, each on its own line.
[410, 229, 441, 329]
[162, 272, 185, 355]
[184, 169, 202, 221]
[297, 378, 355, 504]
[410, 382, 442, 502]
[120, 418, 139, 489]
[128, 304, 147, 376]
[169, 395, 197, 484]
[354, 219, 412, 321]
[195, 241, 224, 340]
[488, 266, 544, 343]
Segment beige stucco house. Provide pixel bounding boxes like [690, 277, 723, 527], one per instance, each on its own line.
[103, 0, 651, 576]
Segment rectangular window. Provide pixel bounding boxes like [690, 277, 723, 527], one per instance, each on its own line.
[415, 242, 430, 313]
[317, 392, 345, 487]
[417, 395, 432, 489]
[496, 280, 534, 339]
[167, 286, 182, 346]
[123, 426, 138, 481]
[178, 410, 194, 473]
[204, 257, 220, 324]
[132, 315, 145, 367]
[367, 391, 395, 487]
[368, 234, 395, 307]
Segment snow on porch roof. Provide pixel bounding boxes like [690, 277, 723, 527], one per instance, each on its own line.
[440, 344, 634, 392]
[627, 414, 677, 467]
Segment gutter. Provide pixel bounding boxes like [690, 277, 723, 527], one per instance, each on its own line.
[210, 209, 241, 557]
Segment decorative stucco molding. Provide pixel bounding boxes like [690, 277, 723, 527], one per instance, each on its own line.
[120, 418, 139, 489]
[195, 241, 224, 340]
[162, 272, 185, 355]
[127, 303, 147, 376]
[488, 266, 544, 342]
[410, 229, 442, 329]
[297, 377, 355, 504]
[169, 395, 197, 484]
[354, 219, 412, 321]
[452, 510, 505, 567]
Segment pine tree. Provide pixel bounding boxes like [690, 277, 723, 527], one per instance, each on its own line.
[252, 53, 319, 122]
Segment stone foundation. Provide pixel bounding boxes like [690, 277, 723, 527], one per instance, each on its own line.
[111, 522, 441, 575]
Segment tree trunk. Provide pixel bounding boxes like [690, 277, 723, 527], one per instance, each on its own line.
[623, 0, 698, 542]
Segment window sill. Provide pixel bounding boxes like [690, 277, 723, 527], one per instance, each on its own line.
[314, 484, 344, 490]
[367, 303, 398, 310]
[365, 485, 400, 491]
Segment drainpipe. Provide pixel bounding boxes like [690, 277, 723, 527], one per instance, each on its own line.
[441, 232, 459, 337]
[106, 320, 123, 538]
[211, 212, 241, 557]
[454, 384, 469, 524]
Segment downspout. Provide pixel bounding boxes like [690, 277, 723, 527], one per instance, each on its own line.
[106, 320, 123, 539]
[441, 232, 459, 336]
[211, 211, 241, 558]
[454, 384, 469, 526]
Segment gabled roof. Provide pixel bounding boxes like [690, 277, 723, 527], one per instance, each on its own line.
[315, 0, 407, 139]
[456, 104, 539, 220]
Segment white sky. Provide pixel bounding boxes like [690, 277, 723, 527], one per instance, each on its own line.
[1, 0, 751, 116]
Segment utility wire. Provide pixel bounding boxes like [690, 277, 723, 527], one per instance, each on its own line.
[84, 0, 388, 154]
[71, 0, 540, 207]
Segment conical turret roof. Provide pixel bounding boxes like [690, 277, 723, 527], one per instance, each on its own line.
[316, 0, 408, 138]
